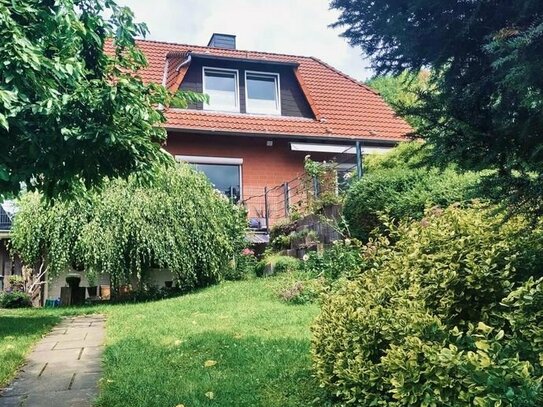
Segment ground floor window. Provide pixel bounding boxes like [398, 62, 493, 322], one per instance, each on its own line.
[175, 155, 242, 203]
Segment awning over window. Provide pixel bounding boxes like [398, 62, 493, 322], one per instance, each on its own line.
[289, 142, 392, 155]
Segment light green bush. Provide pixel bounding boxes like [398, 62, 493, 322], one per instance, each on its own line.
[312, 205, 543, 406]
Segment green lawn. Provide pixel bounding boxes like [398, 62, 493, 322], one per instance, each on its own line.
[1, 278, 321, 406]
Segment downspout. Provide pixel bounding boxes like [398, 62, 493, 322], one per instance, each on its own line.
[175, 54, 191, 72]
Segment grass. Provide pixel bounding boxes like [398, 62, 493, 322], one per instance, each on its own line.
[1, 278, 321, 406]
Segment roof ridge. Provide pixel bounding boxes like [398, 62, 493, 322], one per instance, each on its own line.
[309, 56, 379, 95]
[135, 38, 314, 61]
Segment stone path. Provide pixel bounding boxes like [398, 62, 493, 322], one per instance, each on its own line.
[0, 315, 105, 407]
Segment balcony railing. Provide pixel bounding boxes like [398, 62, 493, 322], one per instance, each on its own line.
[0, 207, 12, 231]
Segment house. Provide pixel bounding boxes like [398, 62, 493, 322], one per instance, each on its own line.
[0, 202, 22, 291]
[125, 33, 412, 225]
[44, 34, 412, 302]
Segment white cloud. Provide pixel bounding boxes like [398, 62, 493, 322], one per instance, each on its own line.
[118, 0, 373, 80]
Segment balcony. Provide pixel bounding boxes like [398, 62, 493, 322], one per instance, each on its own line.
[0, 206, 12, 232]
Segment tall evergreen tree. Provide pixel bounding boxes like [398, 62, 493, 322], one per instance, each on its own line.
[331, 0, 543, 215]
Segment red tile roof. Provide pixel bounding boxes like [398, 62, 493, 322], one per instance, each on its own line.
[131, 39, 413, 142]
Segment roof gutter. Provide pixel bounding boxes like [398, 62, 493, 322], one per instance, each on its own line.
[164, 126, 404, 145]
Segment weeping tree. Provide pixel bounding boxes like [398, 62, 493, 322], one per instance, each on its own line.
[10, 164, 247, 297]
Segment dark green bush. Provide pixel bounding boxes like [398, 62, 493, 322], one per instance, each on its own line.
[344, 143, 481, 240]
[312, 205, 543, 406]
[0, 291, 32, 308]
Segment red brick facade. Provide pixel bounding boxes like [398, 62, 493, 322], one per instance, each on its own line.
[165, 131, 334, 221]
[166, 132, 308, 195]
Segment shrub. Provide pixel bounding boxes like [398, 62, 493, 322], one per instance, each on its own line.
[225, 249, 257, 281]
[255, 254, 300, 277]
[312, 205, 543, 406]
[0, 291, 32, 308]
[274, 256, 300, 274]
[8, 275, 25, 291]
[301, 239, 364, 280]
[277, 279, 324, 305]
[344, 143, 481, 240]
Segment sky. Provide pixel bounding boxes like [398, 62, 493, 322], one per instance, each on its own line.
[118, 0, 374, 81]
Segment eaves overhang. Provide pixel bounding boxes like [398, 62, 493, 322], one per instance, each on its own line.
[164, 126, 405, 145]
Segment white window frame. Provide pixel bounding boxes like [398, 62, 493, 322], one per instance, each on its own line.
[244, 70, 281, 115]
[175, 155, 243, 201]
[202, 66, 240, 113]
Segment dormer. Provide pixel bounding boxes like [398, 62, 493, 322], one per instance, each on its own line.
[168, 34, 315, 119]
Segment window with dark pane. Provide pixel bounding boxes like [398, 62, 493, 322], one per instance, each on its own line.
[192, 163, 241, 203]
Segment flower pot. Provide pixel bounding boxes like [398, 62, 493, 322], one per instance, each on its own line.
[164, 280, 173, 288]
[65, 273, 81, 289]
[87, 286, 98, 297]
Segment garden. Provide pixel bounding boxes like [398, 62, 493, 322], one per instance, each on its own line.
[2, 0, 543, 406]
[3, 141, 543, 406]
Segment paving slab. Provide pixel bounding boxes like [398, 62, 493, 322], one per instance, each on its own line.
[0, 315, 105, 407]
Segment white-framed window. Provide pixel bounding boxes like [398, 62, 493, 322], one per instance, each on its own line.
[202, 67, 240, 112]
[245, 71, 281, 115]
[175, 155, 243, 203]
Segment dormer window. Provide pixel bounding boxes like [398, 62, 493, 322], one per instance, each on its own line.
[245, 71, 281, 115]
[203, 67, 239, 112]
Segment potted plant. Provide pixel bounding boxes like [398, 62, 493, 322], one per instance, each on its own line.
[164, 280, 173, 288]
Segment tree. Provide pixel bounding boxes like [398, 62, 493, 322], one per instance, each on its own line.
[331, 0, 543, 215]
[0, 0, 202, 198]
[365, 71, 429, 130]
[10, 164, 247, 297]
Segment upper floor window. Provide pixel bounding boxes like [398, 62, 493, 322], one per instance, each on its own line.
[203, 67, 239, 112]
[245, 71, 281, 115]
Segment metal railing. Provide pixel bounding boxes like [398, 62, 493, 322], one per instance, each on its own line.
[0, 207, 11, 231]
[241, 144, 362, 233]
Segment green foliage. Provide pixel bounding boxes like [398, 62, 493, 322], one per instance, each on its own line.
[225, 249, 257, 281]
[345, 143, 481, 240]
[270, 234, 292, 251]
[366, 70, 429, 130]
[301, 239, 364, 281]
[0, 0, 205, 198]
[277, 279, 325, 305]
[10, 164, 246, 293]
[7, 275, 24, 291]
[331, 0, 543, 216]
[274, 256, 300, 274]
[255, 254, 300, 277]
[312, 205, 543, 406]
[0, 291, 32, 308]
